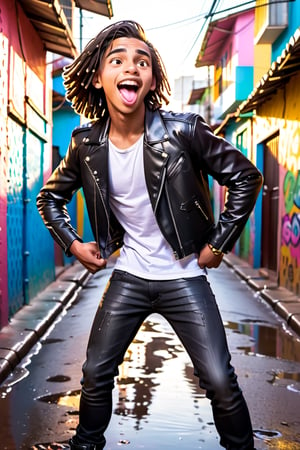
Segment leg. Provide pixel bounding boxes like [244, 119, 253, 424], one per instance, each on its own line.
[71, 270, 151, 448]
[155, 276, 254, 450]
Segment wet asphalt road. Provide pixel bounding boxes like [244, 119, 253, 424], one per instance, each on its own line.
[0, 260, 300, 450]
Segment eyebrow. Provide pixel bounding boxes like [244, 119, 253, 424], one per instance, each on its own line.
[106, 47, 151, 59]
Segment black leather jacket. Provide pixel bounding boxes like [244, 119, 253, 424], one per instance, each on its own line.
[37, 108, 262, 260]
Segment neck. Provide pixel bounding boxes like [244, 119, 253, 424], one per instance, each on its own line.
[108, 106, 145, 149]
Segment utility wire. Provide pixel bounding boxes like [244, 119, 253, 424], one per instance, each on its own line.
[183, 0, 221, 63]
[183, 0, 293, 64]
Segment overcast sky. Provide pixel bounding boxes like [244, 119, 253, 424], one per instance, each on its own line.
[75, 0, 254, 95]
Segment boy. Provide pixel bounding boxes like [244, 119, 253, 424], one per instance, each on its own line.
[37, 20, 262, 450]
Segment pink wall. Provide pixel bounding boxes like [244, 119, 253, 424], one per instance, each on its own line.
[2, 2, 46, 81]
[235, 12, 254, 65]
[0, 2, 47, 327]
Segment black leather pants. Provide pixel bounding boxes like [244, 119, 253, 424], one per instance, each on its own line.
[74, 270, 254, 449]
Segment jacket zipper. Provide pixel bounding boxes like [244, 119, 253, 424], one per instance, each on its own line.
[218, 224, 238, 252]
[168, 155, 184, 178]
[153, 163, 167, 214]
[49, 226, 70, 252]
[84, 160, 111, 248]
[93, 184, 99, 245]
[194, 199, 209, 221]
[165, 185, 184, 259]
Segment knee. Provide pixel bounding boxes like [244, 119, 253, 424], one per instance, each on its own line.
[82, 359, 118, 392]
[201, 366, 241, 405]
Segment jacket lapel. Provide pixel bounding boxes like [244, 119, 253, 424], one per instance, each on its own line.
[82, 119, 110, 206]
[82, 110, 171, 211]
[144, 109, 170, 210]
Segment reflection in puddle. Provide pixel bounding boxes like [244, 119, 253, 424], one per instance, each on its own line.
[1, 366, 29, 389]
[32, 316, 299, 449]
[224, 320, 300, 362]
[46, 375, 71, 383]
[253, 429, 282, 440]
[31, 443, 69, 449]
[42, 337, 65, 345]
[36, 318, 215, 447]
[38, 389, 80, 409]
[267, 370, 300, 393]
[0, 342, 42, 390]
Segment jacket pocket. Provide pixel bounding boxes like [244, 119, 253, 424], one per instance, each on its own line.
[168, 154, 185, 179]
[180, 195, 209, 221]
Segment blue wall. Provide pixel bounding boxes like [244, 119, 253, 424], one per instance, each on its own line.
[53, 75, 94, 249]
[235, 66, 254, 100]
[272, 1, 300, 60]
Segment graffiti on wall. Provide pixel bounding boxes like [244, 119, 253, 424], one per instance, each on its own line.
[281, 162, 300, 293]
[255, 116, 300, 293]
[282, 169, 300, 264]
[256, 117, 300, 172]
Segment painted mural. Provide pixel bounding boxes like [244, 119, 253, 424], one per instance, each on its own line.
[256, 116, 300, 294]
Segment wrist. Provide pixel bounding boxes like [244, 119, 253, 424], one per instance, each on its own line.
[208, 243, 223, 256]
[70, 239, 82, 254]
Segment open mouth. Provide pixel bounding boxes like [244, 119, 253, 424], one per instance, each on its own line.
[118, 81, 139, 104]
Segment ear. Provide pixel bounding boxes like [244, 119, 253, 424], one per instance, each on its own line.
[150, 75, 156, 91]
[92, 72, 102, 89]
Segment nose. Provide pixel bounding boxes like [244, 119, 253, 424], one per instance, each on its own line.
[124, 61, 138, 74]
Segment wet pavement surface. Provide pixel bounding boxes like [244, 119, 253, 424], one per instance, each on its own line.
[1, 258, 300, 449]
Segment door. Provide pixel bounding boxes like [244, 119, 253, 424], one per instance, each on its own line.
[261, 134, 279, 273]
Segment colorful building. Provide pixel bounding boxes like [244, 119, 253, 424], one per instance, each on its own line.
[199, 0, 300, 296]
[0, 0, 113, 329]
[237, 0, 300, 294]
[52, 57, 94, 268]
[193, 8, 260, 266]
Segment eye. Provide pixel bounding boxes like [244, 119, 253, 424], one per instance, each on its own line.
[110, 57, 122, 65]
[138, 59, 150, 68]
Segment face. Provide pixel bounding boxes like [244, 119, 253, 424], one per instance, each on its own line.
[93, 37, 156, 115]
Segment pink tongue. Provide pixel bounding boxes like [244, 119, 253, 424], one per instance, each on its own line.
[119, 88, 137, 104]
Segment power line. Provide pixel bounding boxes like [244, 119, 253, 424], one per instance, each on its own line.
[183, 0, 294, 65]
[146, 13, 207, 31]
[183, 0, 221, 63]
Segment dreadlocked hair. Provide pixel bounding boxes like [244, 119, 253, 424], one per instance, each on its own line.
[63, 20, 171, 119]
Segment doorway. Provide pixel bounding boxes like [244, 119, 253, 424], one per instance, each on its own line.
[261, 134, 279, 275]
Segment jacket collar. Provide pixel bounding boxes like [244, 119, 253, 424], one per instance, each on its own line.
[144, 108, 169, 145]
[85, 108, 169, 146]
[87, 117, 110, 145]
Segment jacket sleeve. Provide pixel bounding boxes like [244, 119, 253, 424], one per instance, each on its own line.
[191, 116, 263, 253]
[36, 132, 84, 256]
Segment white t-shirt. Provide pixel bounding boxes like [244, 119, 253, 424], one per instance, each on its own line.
[108, 134, 206, 280]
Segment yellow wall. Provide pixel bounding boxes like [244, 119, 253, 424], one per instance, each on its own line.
[254, 0, 268, 38]
[254, 44, 271, 85]
[254, 73, 300, 293]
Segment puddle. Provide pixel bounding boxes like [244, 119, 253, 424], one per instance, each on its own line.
[35, 319, 214, 447]
[42, 338, 65, 345]
[31, 442, 69, 449]
[0, 366, 29, 389]
[224, 320, 300, 361]
[253, 429, 282, 440]
[46, 375, 71, 383]
[0, 341, 42, 390]
[37, 389, 80, 409]
[31, 438, 131, 449]
[267, 370, 300, 393]
[4, 316, 300, 450]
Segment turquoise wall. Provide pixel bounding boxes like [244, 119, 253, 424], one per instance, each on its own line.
[52, 77, 94, 248]
[235, 66, 254, 100]
[272, 1, 300, 60]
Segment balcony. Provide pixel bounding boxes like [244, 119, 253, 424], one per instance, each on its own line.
[254, 0, 288, 45]
[213, 66, 253, 121]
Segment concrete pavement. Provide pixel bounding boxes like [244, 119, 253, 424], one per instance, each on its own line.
[1, 254, 300, 386]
